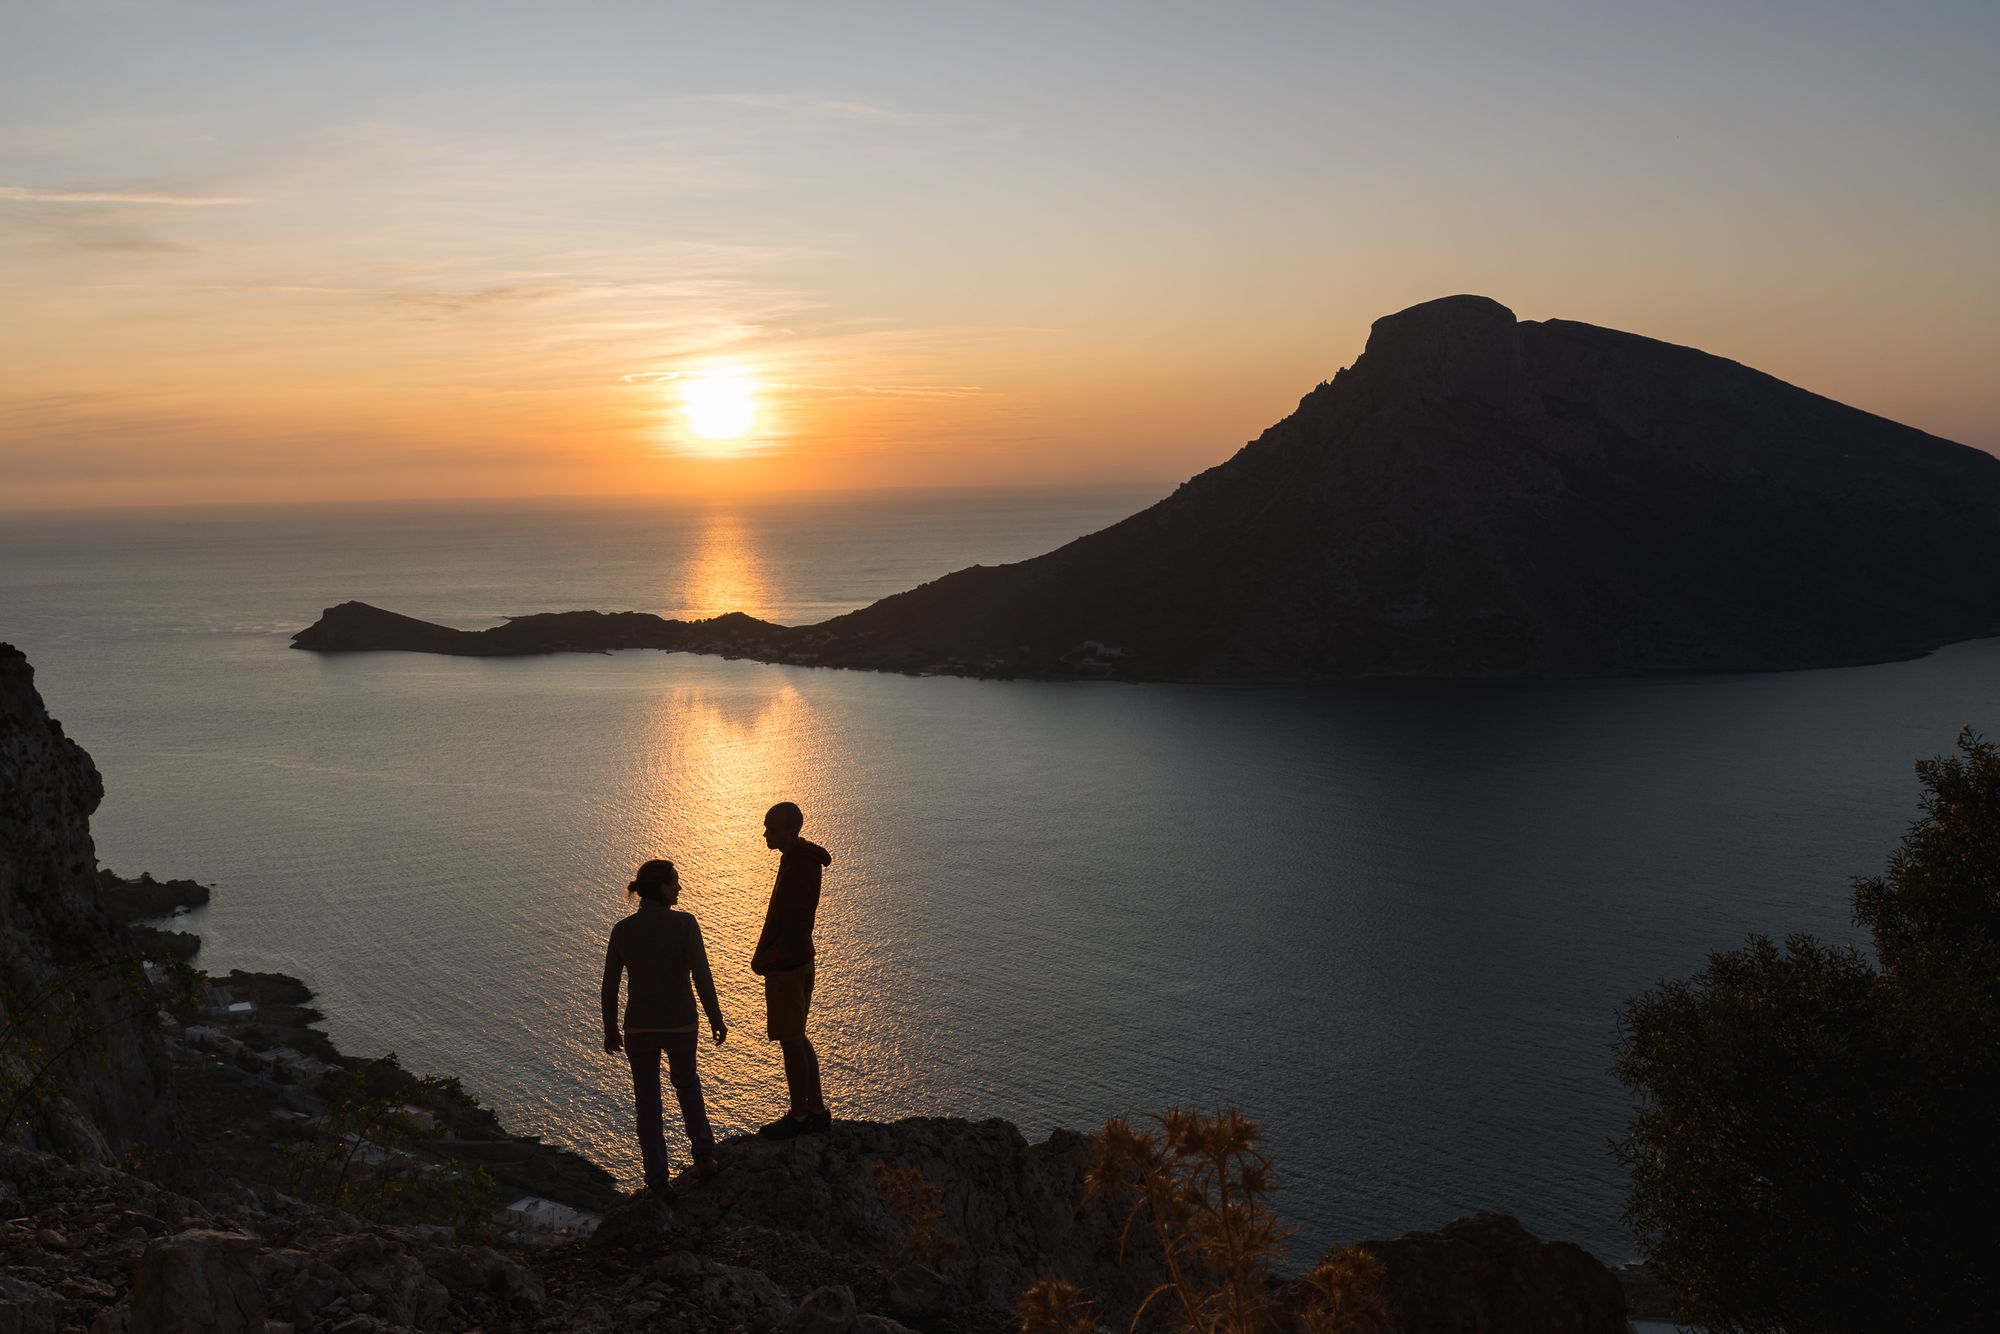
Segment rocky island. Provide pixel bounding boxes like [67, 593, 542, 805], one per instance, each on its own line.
[295, 295, 2000, 683]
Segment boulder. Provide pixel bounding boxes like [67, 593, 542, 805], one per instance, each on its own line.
[700, 1258, 798, 1332]
[783, 1285, 858, 1334]
[0, 1277, 60, 1334]
[1332, 1212, 1626, 1334]
[886, 1265, 951, 1322]
[332, 1234, 448, 1329]
[675, 1118, 1164, 1321]
[646, 1253, 796, 1331]
[130, 1230, 265, 1334]
[589, 1195, 681, 1252]
[418, 1243, 545, 1306]
[270, 1254, 353, 1326]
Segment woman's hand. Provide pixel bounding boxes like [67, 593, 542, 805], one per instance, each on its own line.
[711, 1020, 728, 1046]
[603, 1033, 623, 1055]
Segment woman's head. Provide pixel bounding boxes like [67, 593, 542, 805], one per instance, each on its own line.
[628, 859, 680, 906]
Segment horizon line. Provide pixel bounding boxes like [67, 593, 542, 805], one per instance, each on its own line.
[0, 478, 1182, 522]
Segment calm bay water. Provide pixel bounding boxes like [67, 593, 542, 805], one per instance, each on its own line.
[3, 489, 1994, 1263]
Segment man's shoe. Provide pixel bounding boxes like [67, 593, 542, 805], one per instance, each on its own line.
[647, 1182, 678, 1204]
[805, 1108, 832, 1135]
[693, 1155, 720, 1183]
[759, 1113, 807, 1141]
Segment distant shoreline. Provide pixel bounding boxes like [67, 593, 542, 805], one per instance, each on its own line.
[291, 598, 2000, 686]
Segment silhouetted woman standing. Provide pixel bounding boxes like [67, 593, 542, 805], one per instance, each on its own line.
[601, 859, 727, 1199]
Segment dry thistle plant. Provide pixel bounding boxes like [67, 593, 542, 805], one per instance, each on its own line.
[1296, 1245, 1388, 1333]
[1020, 1108, 1387, 1334]
[870, 1160, 967, 1269]
[1093, 1108, 1290, 1334]
[1019, 1276, 1100, 1334]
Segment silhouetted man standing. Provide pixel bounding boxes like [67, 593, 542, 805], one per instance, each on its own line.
[751, 800, 833, 1138]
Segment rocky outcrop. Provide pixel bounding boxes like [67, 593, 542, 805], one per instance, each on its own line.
[671, 1116, 1167, 1323]
[294, 295, 2000, 682]
[0, 644, 183, 1159]
[1325, 1212, 1627, 1334]
[129, 1230, 264, 1333]
[96, 872, 210, 925]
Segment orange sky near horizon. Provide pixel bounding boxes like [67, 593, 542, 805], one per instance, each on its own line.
[4, 3, 1996, 512]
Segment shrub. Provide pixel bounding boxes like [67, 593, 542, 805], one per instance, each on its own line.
[1614, 727, 2000, 1332]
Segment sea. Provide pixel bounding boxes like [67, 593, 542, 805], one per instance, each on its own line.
[3, 487, 1995, 1266]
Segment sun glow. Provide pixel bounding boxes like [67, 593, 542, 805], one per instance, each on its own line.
[680, 369, 759, 443]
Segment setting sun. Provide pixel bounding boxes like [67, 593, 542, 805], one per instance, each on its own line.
[681, 369, 759, 443]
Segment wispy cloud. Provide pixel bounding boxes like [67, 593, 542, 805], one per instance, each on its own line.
[0, 391, 555, 489]
[82, 235, 199, 254]
[383, 285, 563, 314]
[785, 383, 995, 402]
[0, 185, 254, 206]
[672, 92, 917, 124]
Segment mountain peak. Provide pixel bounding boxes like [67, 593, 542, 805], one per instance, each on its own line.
[1374, 293, 1516, 330]
[1359, 294, 1521, 403]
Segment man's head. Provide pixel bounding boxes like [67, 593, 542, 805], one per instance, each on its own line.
[764, 801, 804, 851]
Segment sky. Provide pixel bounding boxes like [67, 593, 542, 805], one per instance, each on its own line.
[3, 1, 1997, 509]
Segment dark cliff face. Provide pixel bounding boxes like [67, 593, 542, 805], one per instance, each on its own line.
[0, 644, 184, 1158]
[816, 295, 2000, 678]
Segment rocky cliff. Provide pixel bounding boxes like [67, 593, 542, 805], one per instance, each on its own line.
[294, 295, 2000, 681]
[0, 644, 183, 1160]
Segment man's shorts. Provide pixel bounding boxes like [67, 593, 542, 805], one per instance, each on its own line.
[764, 961, 815, 1041]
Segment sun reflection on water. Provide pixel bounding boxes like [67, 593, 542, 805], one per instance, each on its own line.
[674, 512, 772, 622]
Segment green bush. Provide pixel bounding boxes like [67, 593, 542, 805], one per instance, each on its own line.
[1614, 728, 1999, 1332]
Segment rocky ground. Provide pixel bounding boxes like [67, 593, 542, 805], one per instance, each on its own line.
[3, 1112, 1640, 1334]
[4, 883, 1652, 1334]
[0, 1120, 1072, 1334]
[164, 966, 619, 1220]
